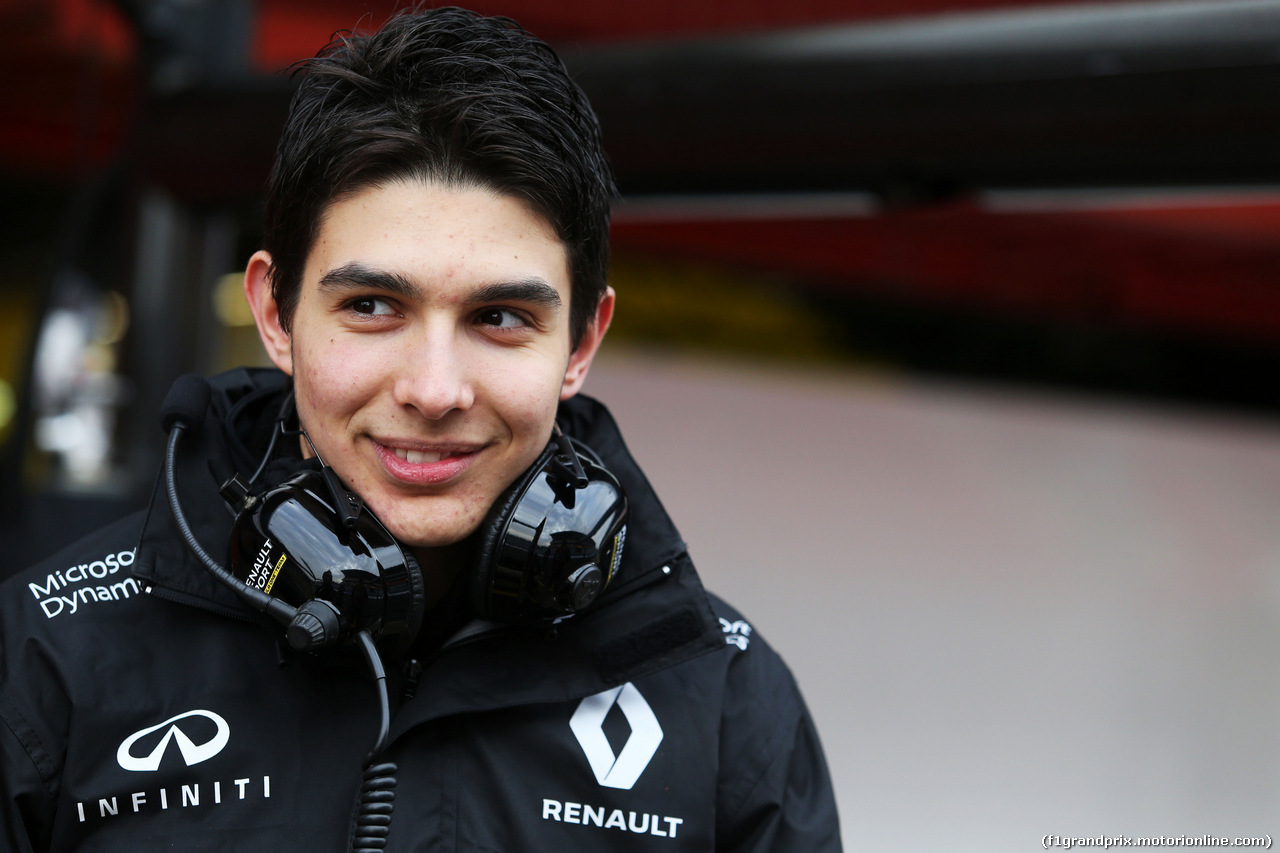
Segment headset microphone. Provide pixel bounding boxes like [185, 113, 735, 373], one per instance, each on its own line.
[161, 373, 212, 435]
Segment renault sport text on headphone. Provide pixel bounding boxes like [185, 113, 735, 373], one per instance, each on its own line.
[160, 374, 629, 657]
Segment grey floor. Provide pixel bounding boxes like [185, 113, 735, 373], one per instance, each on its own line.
[585, 347, 1280, 851]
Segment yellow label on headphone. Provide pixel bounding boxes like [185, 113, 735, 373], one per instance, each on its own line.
[607, 526, 627, 584]
[264, 553, 287, 595]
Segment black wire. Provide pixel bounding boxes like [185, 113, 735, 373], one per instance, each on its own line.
[246, 422, 282, 487]
[248, 389, 297, 486]
[165, 425, 296, 628]
[351, 630, 397, 852]
[165, 426, 236, 582]
[354, 631, 391, 760]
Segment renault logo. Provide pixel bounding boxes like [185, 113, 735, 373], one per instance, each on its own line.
[117, 710, 230, 772]
[569, 683, 663, 790]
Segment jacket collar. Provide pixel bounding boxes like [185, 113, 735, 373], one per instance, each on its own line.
[132, 369, 724, 705]
[133, 368, 291, 616]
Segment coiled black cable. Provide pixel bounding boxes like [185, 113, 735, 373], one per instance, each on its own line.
[352, 763, 397, 851]
[351, 631, 397, 853]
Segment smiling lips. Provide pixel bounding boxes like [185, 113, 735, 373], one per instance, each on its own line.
[374, 440, 482, 485]
[392, 447, 464, 464]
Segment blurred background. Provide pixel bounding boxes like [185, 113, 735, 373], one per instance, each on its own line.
[3, 0, 1280, 847]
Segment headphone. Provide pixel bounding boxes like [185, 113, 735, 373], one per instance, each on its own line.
[162, 375, 629, 656]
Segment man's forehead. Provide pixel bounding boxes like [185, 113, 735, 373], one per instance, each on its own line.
[302, 178, 572, 293]
[317, 175, 563, 244]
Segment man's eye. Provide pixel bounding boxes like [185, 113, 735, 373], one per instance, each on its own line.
[477, 308, 527, 329]
[349, 297, 396, 316]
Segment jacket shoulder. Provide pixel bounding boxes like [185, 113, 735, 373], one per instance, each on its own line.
[701, 591, 842, 852]
[0, 510, 149, 630]
[705, 592, 791, 677]
[0, 511, 152, 829]
[703, 591, 807, 766]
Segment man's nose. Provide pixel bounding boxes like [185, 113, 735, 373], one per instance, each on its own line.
[391, 326, 475, 419]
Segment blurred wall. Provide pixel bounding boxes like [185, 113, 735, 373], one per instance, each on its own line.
[584, 346, 1280, 851]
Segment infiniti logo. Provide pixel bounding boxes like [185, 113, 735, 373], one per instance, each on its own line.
[117, 710, 230, 772]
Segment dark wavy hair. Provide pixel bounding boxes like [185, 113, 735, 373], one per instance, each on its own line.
[261, 6, 616, 349]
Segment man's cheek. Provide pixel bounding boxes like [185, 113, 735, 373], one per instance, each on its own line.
[299, 342, 377, 404]
[491, 372, 563, 423]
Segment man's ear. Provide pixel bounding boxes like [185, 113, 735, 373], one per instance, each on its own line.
[561, 286, 614, 400]
[243, 250, 293, 376]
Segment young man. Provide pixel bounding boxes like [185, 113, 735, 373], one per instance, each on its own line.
[0, 8, 841, 851]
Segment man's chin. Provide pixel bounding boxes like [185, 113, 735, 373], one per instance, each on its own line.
[381, 514, 486, 552]
[362, 483, 511, 552]
[398, 532, 475, 552]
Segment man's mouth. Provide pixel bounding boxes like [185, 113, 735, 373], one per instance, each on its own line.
[391, 447, 468, 464]
[374, 440, 481, 485]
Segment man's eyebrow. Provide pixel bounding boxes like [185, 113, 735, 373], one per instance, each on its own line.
[469, 279, 562, 310]
[316, 264, 562, 309]
[317, 263, 420, 298]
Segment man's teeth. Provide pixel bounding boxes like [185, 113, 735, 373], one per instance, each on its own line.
[393, 448, 455, 464]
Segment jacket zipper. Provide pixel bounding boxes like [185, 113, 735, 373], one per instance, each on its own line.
[423, 622, 513, 668]
[400, 659, 423, 702]
[143, 582, 260, 623]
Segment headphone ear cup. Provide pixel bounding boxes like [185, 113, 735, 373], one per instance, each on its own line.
[397, 550, 426, 653]
[471, 442, 558, 620]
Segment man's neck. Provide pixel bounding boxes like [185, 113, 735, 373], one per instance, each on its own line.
[412, 540, 470, 610]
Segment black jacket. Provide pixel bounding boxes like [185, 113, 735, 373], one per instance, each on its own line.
[0, 368, 841, 852]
